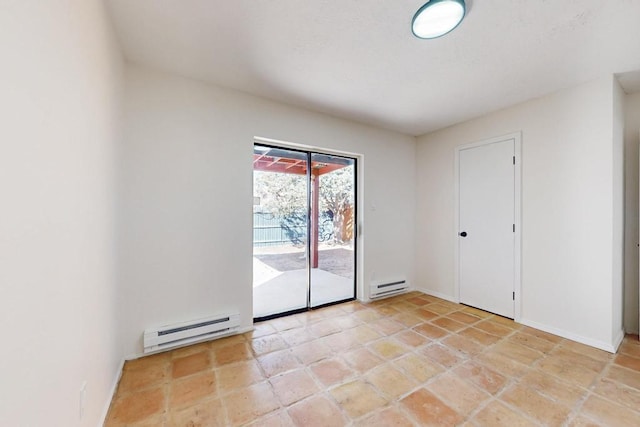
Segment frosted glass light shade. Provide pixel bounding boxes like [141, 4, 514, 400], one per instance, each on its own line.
[412, 0, 466, 39]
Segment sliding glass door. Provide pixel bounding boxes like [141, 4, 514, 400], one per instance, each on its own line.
[252, 144, 356, 320]
[309, 153, 356, 308]
[253, 146, 309, 318]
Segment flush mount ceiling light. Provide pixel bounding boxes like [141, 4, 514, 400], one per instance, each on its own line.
[412, 0, 466, 39]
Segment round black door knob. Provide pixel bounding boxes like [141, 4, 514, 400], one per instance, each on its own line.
[459, 231, 467, 237]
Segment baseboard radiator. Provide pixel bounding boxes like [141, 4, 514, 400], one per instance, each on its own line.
[370, 279, 409, 300]
[143, 312, 240, 354]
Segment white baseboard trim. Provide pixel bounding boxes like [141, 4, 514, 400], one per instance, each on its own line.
[358, 295, 371, 304]
[99, 357, 125, 426]
[124, 325, 255, 361]
[237, 325, 255, 335]
[520, 318, 620, 353]
[612, 328, 625, 352]
[414, 287, 459, 304]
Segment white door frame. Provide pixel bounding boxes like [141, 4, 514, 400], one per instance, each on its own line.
[454, 132, 522, 322]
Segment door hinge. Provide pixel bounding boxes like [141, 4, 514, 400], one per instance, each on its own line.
[512, 291, 515, 300]
[512, 224, 515, 232]
[512, 156, 515, 165]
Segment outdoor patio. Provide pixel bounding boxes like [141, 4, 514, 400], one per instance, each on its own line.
[253, 246, 355, 318]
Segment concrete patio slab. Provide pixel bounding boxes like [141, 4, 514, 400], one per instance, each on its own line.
[253, 268, 354, 318]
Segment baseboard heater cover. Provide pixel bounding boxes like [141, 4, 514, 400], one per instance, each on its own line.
[143, 312, 240, 354]
[370, 279, 409, 299]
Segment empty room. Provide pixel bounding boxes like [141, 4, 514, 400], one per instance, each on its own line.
[3, 0, 640, 426]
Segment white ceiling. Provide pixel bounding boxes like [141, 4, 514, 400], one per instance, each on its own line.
[107, 0, 640, 136]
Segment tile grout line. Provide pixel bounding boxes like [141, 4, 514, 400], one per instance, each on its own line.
[451, 321, 545, 426]
[566, 352, 636, 426]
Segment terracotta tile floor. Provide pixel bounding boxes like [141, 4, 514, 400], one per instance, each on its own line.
[105, 292, 640, 426]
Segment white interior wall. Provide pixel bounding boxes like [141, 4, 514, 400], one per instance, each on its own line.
[120, 65, 417, 357]
[624, 91, 640, 334]
[0, 1, 123, 426]
[415, 76, 623, 351]
[613, 78, 625, 341]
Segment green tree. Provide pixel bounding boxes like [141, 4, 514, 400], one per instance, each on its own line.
[253, 171, 307, 216]
[253, 165, 355, 244]
[319, 166, 354, 243]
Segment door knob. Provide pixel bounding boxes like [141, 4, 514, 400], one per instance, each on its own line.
[459, 231, 467, 237]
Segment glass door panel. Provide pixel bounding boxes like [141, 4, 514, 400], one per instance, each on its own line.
[252, 145, 309, 319]
[309, 153, 356, 307]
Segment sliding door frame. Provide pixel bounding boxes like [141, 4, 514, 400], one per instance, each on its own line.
[253, 140, 358, 322]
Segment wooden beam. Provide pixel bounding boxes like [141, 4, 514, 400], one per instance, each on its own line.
[267, 157, 281, 167]
[312, 163, 346, 175]
[285, 159, 303, 170]
[254, 161, 307, 175]
[253, 155, 348, 176]
[252, 152, 268, 164]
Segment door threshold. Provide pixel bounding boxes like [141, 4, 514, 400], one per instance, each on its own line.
[253, 297, 356, 323]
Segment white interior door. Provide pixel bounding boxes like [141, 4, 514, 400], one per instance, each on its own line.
[459, 138, 515, 318]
